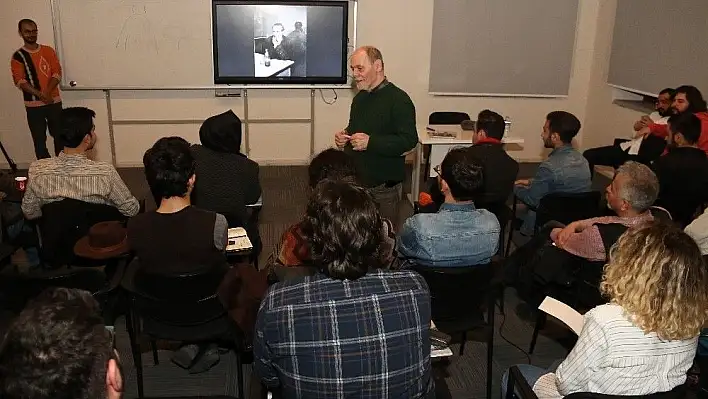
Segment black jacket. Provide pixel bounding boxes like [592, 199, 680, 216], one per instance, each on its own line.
[652, 146, 708, 227]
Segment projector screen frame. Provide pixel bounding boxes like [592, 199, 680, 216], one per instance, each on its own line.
[212, 0, 351, 86]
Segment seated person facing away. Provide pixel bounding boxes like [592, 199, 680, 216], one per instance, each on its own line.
[255, 180, 434, 398]
[503, 222, 708, 398]
[551, 161, 658, 261]
[191, 110, 261, 245]
[419, 109, 519, 211]
[129, 136, 227, 276]
[399, 148, 500, 267]
[637, 85, 708, 155]
[128, 136, 229, 373]
[0, 287, 123, 399]
[21, 106, 139, 220]
[583, 88, 674, 172]
[651, 112, 708, 227]
[514, 111, 592, 235]
[273, 148, 397, 278]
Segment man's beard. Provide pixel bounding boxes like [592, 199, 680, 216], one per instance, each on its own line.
[658, 108, 673, 117]
[543, 138, 554, 148]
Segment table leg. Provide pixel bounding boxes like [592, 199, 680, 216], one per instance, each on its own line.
[410, 143, 422, 205]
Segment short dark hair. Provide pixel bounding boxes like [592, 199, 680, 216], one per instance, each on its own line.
[308, 149, 358, 188]
[143, 137, 195, 200]
[475, 109, 505, 140]
[18, 19, 36, 31]
[0, 288, 111, 399]
[301, 180, 384, 280]
[440, 148, 484, 201]
[675, 85, 708, 113]
[659, 88, 676, 97]
[668, 113, 702, 144]
[60, 107, 96, 148]
[546, 111, 581, 143]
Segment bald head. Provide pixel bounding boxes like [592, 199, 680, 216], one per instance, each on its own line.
[350, 46, 385, 91]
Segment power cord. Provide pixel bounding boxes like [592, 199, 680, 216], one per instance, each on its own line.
[497, 305, 532, 364]
[319, 88, 338, 105]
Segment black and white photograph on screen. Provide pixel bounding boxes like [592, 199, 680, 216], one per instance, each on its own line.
[253, 6, 307, 78]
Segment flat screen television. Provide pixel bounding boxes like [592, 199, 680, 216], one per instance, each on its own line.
[212, 0, 349, 85]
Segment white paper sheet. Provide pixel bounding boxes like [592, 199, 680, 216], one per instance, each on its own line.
[538, 296, 584, 335]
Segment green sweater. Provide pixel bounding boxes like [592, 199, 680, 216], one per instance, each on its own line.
[344, 82, 418, 187]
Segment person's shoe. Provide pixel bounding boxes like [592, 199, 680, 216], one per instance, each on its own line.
[188, 345, 220, 374]
[171, 344, 199, 369]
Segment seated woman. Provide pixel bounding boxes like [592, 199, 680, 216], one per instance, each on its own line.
[503, 221, 708, 398]
[128, 136, 229, 373]
[191, 110, 262, 252]
[272, 149, 397, 281]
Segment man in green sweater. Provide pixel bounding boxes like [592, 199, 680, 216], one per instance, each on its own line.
[335, 46, 418, 224]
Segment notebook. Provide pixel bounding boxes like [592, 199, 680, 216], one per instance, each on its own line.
[226, 227, 253, 252]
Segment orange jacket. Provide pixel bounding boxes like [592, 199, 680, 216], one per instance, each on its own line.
[10, 45, 62, 107]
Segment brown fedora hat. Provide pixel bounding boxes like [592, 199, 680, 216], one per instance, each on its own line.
[74, 221, 129, 260]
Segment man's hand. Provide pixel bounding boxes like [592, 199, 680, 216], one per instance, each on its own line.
[553, 221, 585, 248]
[634, 126, 651, 139]
[39, 92, 54, 104]
[640, 115, 654, 125]
[514, 179, 531, 187]
[334, 130, 350, 149]
[350, 132, 370, 151]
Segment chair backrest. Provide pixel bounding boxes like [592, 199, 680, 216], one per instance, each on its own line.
[411, 263, 494, 323]
[0, 268, 107, 313]
[535, 191, 602, 231]
[428, 111, 471, 125]
[38, 199, 126, 267]
[131, 266, 227, 326]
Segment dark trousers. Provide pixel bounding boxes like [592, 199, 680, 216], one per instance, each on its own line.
[583, 135, 666, 174]
[25, 102, 63, 159]
[368, 182, 402, 227]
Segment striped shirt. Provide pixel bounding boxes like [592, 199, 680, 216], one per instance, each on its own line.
[533, 303, 697, 398]
[21, 152, 139, 220]
[10, 45, 62, 107]
[254, 269, 434, 399]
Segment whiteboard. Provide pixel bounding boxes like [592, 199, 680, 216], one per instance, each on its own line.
[53, 0, 214, 88]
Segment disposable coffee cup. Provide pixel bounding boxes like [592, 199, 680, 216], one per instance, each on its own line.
[14, 176, 27, 192]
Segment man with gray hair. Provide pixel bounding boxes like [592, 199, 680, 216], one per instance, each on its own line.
[551, 161, 658, 261]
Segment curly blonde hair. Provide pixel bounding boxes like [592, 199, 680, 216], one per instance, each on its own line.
[601, 222, 708, 340]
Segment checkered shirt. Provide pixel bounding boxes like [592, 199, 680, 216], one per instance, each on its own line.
[254, 269, 434, 399]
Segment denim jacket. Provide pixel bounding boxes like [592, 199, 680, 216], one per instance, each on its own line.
[515, 145, 592, 234]
[397, 203, 500, 267]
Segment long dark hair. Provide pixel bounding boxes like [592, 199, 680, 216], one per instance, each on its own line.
[300, 180, 384, 280]
[199, 110, 243, 155]
[675, 85, 708, 113]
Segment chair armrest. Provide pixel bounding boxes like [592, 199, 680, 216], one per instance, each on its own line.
[506, 365, 538, 399]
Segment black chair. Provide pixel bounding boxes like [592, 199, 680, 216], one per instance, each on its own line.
[0, 262, 126, 324]
[122, 262, 247, 399]
[505, 365, 688, 398]
[480, 200, 513, 258]
[411, 262, 499, 399]
[37, 199, 127, 268]
[506, 191, 603, 257]
[428, 112, 471, 125]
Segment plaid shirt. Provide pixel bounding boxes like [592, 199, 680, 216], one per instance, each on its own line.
[254, 269, 434, 398]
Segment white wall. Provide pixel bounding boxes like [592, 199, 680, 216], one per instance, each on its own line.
[0, 0, 643, 168]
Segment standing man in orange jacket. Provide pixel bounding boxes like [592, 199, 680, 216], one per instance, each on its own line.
[10, 19, 64, 159]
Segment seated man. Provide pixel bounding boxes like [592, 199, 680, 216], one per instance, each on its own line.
[638, 85, 708, 155]
[273, 148, 397, 279]
[21, 107, 140, 220]
[651, 112, 708, 227]
[128, 137, 229, 373]
[551, 161, 658, 261]
[0, 287, 123, 399]
[255, 180, 434, 398]
[514, 111, 592, 235]
[419, 109, 519, 210]
[399, 148, 500, 267]
[583, 88, 674, 171]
